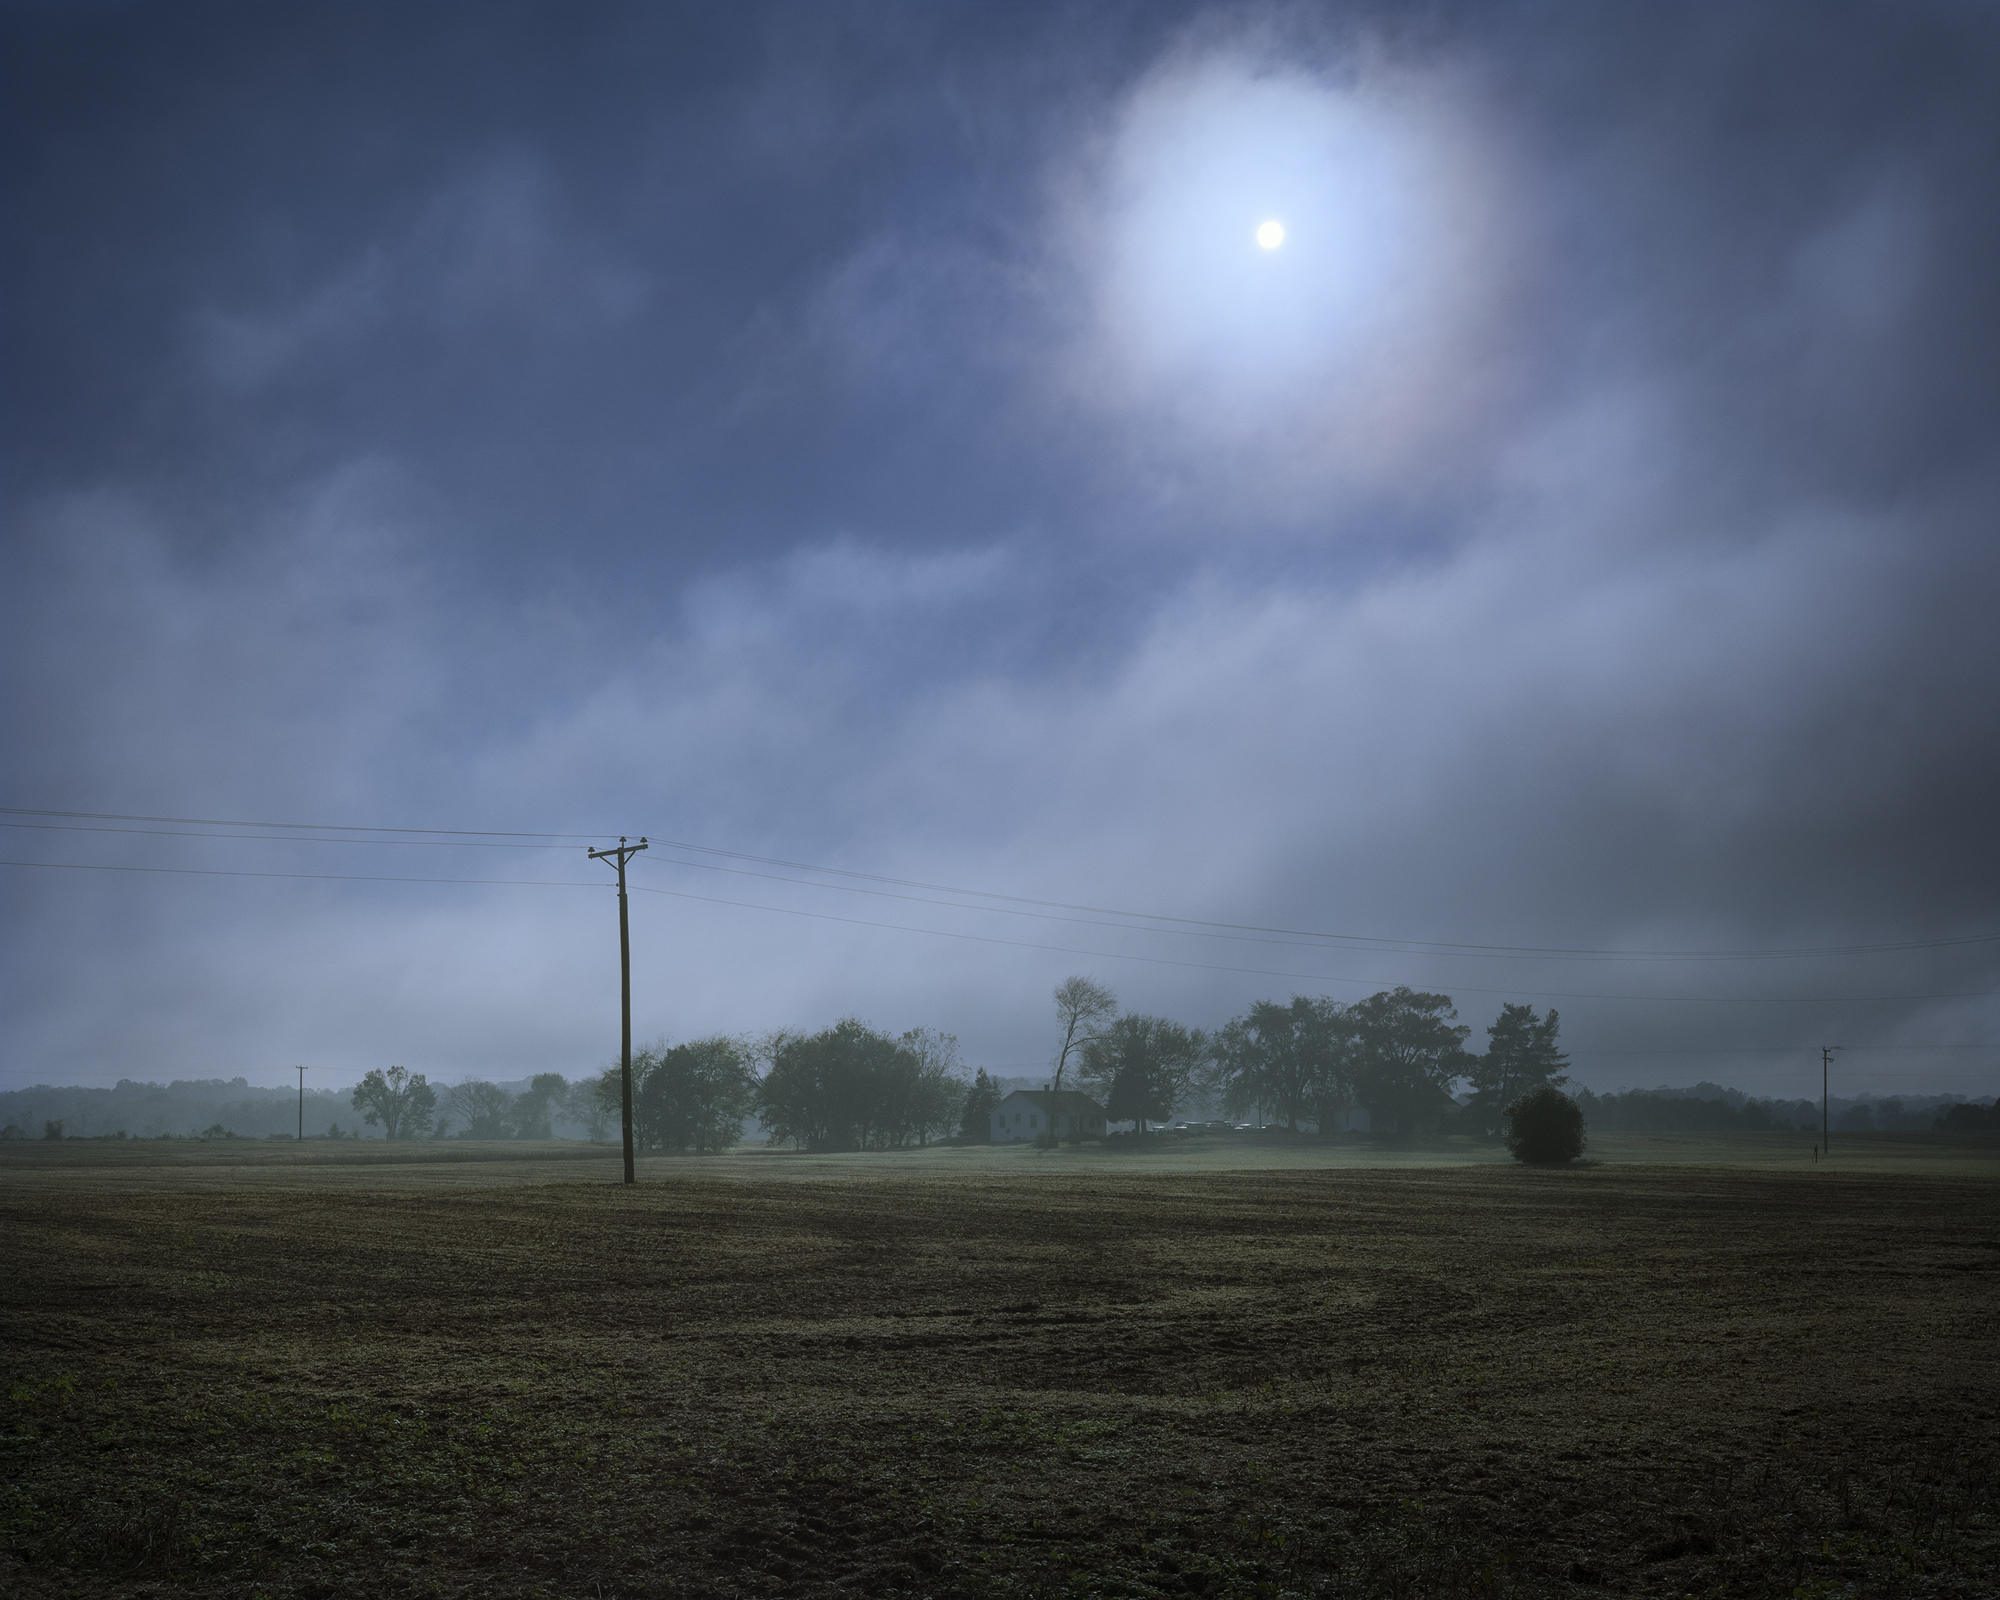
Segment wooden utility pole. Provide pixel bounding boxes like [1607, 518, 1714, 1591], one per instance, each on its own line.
[1822, 1045, 1840, 1154]
[587, 837, 649, 1185]
[295, 1064, 305, 1141]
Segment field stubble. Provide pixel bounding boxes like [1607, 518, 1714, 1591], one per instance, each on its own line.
[2, 1142, 1996, 1598]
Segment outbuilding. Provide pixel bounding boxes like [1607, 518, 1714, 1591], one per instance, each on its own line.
[991, 1088, 1106, 1143]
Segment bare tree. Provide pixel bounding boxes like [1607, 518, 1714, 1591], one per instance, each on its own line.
[1049, 976, 1117, 1101]
[899, 1027, 969, 1146]
[442, 1079, 515, 1140]
[566, 1077, 612, 1142]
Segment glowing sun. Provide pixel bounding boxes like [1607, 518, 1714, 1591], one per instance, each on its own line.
[1255, 218, 1286, 250]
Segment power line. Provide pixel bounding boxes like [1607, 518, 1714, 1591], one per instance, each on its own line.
[629, 837, 2000, 960]
[0, 821, 575, 850]
[1, 860, 601, 891]
[628, 850, 2000, 965]
[622, 882, 1998, 1006]
[18, 818, 1967, 963]
[5, 854, 1996, 1006]
[632, 848, 1992, 964]
[9, 805, 1994, 961]
[1564, 1044, 1992, 1055]
[0, 806, 602, 839]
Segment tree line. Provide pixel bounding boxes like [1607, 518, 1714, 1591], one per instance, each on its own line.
[347, 1065, 579, 1141]
[349, 1023, 967, 1153]
[589, 1023, 968, 1154]
[959, 978, 1572, 1141]
[342, 976, 1985, 1151]
[345, 984, 1568, 1149]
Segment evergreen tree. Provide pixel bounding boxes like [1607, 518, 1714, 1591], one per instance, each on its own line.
[959, 1068, 1001, 1141]
[1466, 1004, 1569, 1137]
[1506, 1084, 1585, 1163]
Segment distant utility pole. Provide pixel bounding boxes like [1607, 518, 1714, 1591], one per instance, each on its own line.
[587, 836, 649, 1186]
[295, 1064, 306, 1141]
[1822, 1045, 1841, 1154]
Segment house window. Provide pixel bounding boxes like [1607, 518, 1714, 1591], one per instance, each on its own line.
[1030, 1115, 1038, 1128]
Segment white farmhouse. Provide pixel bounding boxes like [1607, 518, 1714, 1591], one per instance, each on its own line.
[991, 1088, 1106, 1143]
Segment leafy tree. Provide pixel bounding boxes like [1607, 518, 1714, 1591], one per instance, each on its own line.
[959, 1068, 1002, 1141]
[1506, 1085, 1586, 1164]
[1346, 988, 1470, 1135]
[1083, 1015, 1204, 1130]
[635, 1037, 757, 1153]
[1464, 1004, 1570, 1137]
[442, 1078, 515, 1139]
[1048, 976, 1117, 1099]
[1205, 996, 1353, 1130]
[512, 1072, 570, 1140]
[757, 1019, 928, 1151]
[351, 1065, 437, 1140]
[1934, 1099, 1998, 1131]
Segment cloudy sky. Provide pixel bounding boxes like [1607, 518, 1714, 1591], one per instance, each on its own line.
[4, 0, 1996, 1098]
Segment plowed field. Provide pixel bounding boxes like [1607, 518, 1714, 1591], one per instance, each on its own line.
[3, 1150, 1996, 1597]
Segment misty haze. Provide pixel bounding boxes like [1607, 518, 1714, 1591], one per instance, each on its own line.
[2, 2, 1996, 1597]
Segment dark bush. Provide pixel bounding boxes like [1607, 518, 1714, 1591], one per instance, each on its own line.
[1505, 1085, 1585, 1164]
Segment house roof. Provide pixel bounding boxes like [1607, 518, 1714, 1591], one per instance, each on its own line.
[997, 1089, 1106, 1116]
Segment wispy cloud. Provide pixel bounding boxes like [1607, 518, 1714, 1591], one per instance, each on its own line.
[4, 1, 1995, 1096]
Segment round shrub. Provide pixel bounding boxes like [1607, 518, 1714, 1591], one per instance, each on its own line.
[1505, 1085, 1586, 1164]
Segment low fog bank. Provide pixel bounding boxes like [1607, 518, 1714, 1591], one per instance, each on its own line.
[0, 1075, 600, 1145]
[5, 1075, 1992, 1146]
[4, 976, 1990, 1152]
[6, 3, 1999, 1104]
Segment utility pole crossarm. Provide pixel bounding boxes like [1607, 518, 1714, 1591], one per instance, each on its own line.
[587, 837, 649, 1186]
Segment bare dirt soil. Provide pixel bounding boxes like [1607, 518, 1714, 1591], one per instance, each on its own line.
[3, 1145, 1996, 1598]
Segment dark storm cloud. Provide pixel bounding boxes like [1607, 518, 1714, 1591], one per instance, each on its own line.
[2, 1, 1995, 1095]
[4, 0, 1173, 575]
